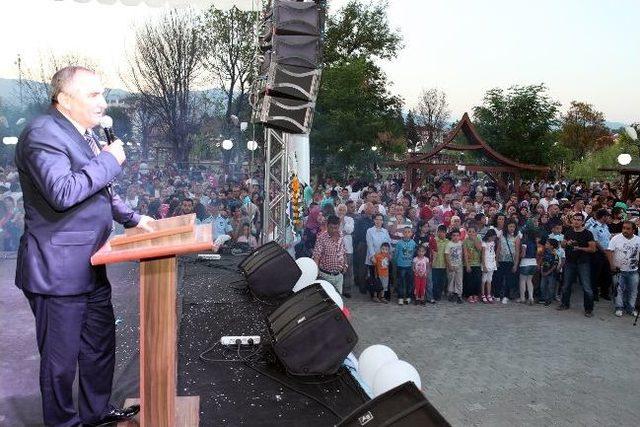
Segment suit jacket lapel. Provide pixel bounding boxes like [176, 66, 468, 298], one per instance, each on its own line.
[48, 107, 94, 159]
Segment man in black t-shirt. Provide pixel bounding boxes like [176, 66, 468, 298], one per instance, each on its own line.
[557, 213, 597, 317]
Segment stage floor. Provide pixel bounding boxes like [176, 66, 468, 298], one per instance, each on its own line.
[2, 253, 640, 426]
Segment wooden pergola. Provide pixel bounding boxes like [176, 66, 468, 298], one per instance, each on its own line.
[390, 113, 550, 193]
[598, 166, 640, 201]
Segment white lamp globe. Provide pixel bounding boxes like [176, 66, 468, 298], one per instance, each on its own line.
[625, 126, 638, 141]
[617, 153, 632, 166]
[222, 139, 234, 150]
[371, 146, 378, 151]
[247, 140, 258, 151]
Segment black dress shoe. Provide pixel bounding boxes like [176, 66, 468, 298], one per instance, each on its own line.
[84, 405, 140, 426]
[342, 293, 352, 298]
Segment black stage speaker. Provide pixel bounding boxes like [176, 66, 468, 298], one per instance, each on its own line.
[239, 241, 301, 299]
[253, 93, 315, 134]
[337, 382, 451, 427]
[267, 282, 358, 376]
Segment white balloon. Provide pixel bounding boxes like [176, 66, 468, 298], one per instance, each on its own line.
[292, 257, 318, 292]
[357, 345, 398, 388]
[617, 153, 632, 166]
[315, 280, 344, 309]
[372, 360, 421, 396]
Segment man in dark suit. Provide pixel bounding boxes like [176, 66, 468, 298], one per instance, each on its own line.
[14, 66, 153, 427]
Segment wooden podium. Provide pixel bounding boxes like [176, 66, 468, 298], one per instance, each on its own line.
[91, 214, 214, 427]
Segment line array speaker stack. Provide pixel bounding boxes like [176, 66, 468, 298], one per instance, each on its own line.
[252, 0, 325, 134]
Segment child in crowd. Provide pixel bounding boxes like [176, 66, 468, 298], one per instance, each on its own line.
[548, 221, 565, 300]
[236, 223, 258, 250]
[463, 225, 483, 303]
[395, 227, 417, 305]
[540, 238, 559, 305]
[430, 225, 449, 301]
[518, 228, 538, 305]
[413, 245, 429, 305]
[481, 229, 498, 303]
[445, 229, 464, 304]
[372, 242, 391, 304]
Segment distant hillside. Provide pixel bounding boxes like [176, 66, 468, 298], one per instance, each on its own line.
[0, 78, 227, 112]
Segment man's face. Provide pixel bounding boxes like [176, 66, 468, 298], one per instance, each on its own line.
[429, 196, 439, 207]
[634, 198, 640, 208]
[545, 188, 554, 199]
[622, 223, 634, 238]
[571, 216, 583, 229]
[548, 204, 560, 217]
[181, 201, 193, 213]
[341, 189, 349, 199]
[57, 71, 107, 129]
[327, 222, 339, 236]
[347, 202, 356, 214]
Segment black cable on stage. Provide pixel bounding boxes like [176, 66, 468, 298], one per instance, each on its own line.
[241, 357, 344, 421]
[198, 342, 344, 421]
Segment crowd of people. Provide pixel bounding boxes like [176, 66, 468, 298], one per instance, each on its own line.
[0, 161, 265, 252]
[302, 174, 640, 319]
[3, 160, 640, 318]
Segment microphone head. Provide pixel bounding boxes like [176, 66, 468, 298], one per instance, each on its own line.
[100, 115, 113, 129]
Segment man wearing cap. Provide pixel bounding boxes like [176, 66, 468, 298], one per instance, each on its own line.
[587, 209, 612, 300]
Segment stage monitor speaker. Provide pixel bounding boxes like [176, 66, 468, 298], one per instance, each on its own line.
[267, 282, 358, 376]
[337, 382, 451, 427]
[253, 93, 315, 134]
[239, 241, 301, 299]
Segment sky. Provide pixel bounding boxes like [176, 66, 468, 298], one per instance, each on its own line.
[0, 0, 638, 123]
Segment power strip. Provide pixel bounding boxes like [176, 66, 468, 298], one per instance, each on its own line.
[220, 335, 261, 346]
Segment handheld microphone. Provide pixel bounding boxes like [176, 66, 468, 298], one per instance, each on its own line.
[99, 115, 116, 145]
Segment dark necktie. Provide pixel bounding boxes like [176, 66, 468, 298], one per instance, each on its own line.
[83, 130, 101, 156]
[84, 130, 113, 197]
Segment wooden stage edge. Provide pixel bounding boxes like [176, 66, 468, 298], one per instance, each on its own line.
[117, 396, 200, 427]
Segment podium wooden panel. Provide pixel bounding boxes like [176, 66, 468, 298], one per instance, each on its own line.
[92, 214, 212, 427]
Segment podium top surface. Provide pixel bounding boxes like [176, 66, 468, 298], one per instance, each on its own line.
[91, 214, 214, 265]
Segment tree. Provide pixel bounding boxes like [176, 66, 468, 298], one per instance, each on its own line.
[126, 9, 207, 164]
[312, 57, 405, 178]
[416, 88, 450, 149]
[199, 6, 258, 120]
[559, 101, 612, 160]
[311, 0, 405, 178]
[472, 84, 561, 166]
[404, 110, 420, 150]
[324, 0, 403, 64]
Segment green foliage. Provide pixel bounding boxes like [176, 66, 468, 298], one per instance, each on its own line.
[559, 101, 612, 161]
[311, 57, 405, 178]
[311, 0, 405, 178]
[472, 84, 561, 166]
[324, 0, 403, 64]
[567, 139, 636, 181]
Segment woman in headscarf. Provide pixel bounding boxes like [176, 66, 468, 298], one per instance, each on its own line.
[295, 205, 325, 258]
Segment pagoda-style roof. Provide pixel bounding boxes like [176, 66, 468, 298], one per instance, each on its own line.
[392, 113, 549, 172]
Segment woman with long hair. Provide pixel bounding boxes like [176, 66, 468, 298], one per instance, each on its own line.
[494, 220, 521, 304]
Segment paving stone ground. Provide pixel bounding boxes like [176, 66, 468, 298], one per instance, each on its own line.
[2, 257, 639, 426]
[348, 288, 640, 426]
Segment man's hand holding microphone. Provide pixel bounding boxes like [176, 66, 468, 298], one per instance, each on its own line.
[103, 139, 126, 165]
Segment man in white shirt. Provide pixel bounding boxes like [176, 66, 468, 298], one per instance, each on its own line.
[607, 221, 640, 317]
[538, 187, 558, 212]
